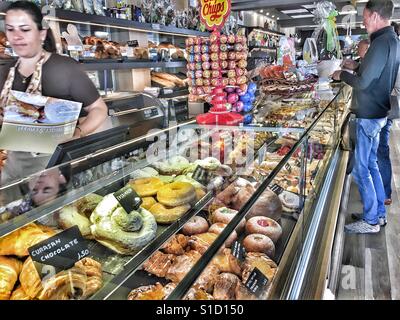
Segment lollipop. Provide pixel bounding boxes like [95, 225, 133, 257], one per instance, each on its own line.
[248, 82, 257, 94]
[194, 54, 202, 62]
[228, 51, 236, 60]
[228, 60, 236, 69]
[187, 71, 195, 78]
[225, 86, 235, 93]
[201, 45, 209, 54]
[239, 83, 248, 93]
[211, 78, 222, 87]
[194, 37, 202, 45]
[196, 78, 204, 86]
[188, 55, 195, 63]
[188, 62, 196, 71]
[186, 38, 194, 46]
[194, 45, 201, 54]
[212, 70, 221, 78]
[203, 70, 211, 78]
[197, 87, 205, 95]
[202, 62, 211, 70]
[211, 44, 219, 53]
[220, 44, 228, 52]
[211, 53, 219, 61]
[236, 68, 245, 76]
[222, 78, 229, 86]
[240, 93, 251, 103]
[249, 94, 256, 103]
[235, 100, 244, 112]
[195, 70, 203, 78]
[237, 76, 247, 85]
[189, 79, 196, 86]
[238, 59, 247, 68]
[190, 87, 197, 95]
[201, 54, 210, 62]
[204, 86, 212, 94]
[220, 35, 228, 44]
[203, 79, 211, 86]
[235, 35, 245, 44]
[234, 43, 244, 52]
[195, 62, 203, 70]
[227, 70, 236, 78]
[229, 78, 237, 86]
[221, 61, 228, 69]
[243, 113, 253, 124]
[219, 52, 228, 60]
[211, 61, 220, 70]
[210, 33, 218, 42]
[228, 34, 236, 44]
[227, 93, 239, 104]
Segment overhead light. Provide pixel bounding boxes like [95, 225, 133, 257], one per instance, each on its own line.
[290, 14, 314, 18]
[339, 10, 357, 15]
[302, 4, 317, 9]
[272, 15, 275, 18]
[267, 12, 270, 15]
[281, 9, 309, 14]
[277, 17, 280, 20]
[260, 9, 263, 13]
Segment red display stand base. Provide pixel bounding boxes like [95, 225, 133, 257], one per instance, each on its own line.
[196, 111, 244, 125]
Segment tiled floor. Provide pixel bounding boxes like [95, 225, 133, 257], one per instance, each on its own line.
[336, 120, 400, 300]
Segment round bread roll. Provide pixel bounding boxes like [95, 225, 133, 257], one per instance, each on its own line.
[211, 207, 246, 231]
[245, 217, 282, 243]
[157, 182, 196, 207]
[243, 234, 275, 258]
[182, 216, 209, 235]
[208, 223, 237, 248]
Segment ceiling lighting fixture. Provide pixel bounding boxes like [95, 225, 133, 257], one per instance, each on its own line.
[267, 12, 270, 15]
[281, 9, 309, 14]
[272, 15, 275, 18]
[290, 14, 314, 18]
[260, 9, 263, 13]
[302, 4, 317, 9]
[339, 10, 357, 15]
[277, 17, 280, 20]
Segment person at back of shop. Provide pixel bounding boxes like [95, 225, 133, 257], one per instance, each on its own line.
[332, 0, 400, 234]
[376, 21, 400, 207]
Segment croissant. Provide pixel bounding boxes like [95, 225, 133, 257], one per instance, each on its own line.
[19, 257, 103, 300]
[0, 223, 57, 257]
[10, 286, 31, 300]
[0, 256, 23, 300]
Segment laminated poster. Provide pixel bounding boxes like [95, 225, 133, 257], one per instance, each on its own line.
[0, 91, 82, 154]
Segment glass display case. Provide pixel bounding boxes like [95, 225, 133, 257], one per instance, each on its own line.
[0, 82, 352, 300]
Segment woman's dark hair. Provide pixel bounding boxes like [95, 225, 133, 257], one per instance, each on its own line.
[366, 0, 394, 20]
[5, 1, 57, 53]
[391, 21, 400, 37]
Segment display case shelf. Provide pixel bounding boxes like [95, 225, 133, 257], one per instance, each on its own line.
[82, 60, 187, 71]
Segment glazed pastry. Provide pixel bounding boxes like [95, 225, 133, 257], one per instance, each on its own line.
[0, 223, 56, 257]
[57, 205, 92, 238]
[213, 273, 240, 300]
[143, 251, 176, 278]
[73, 194, 103, 218]
[19, 257, 42, 299]
[173, 175, 205, 189]
[210, 207, 246, 231]
[10, 286, 30, 300]
[188, 232, 218, 254]
[129, 177, 164, 197]
[245, 217, 282, 243]
[157, 182, 196, 207]
[0, 257, 23, 300]
[130, 167, 159, 180]
[141, 197, 157, 210]
[152, 156, 190, 175]
[165, 250, 202, 283]
[90, 194, 157, 255]
[243, 234, 275, 258]
[192, 263, 220, 293]
[279, 191, 300, 211]
[182, 216, 209, 236]
[184, 287, 214, 300]
[128, 282, 176, 300]
[162, 234, 189, 255]
[212, 248, 241, 276]
[149, 203, 191, 224]
[241, 252, 277, 285]
[194, 157, 221, 170]
[157, 175, 175, 184]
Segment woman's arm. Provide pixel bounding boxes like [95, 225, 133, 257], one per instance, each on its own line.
[73, 97, 108, 138]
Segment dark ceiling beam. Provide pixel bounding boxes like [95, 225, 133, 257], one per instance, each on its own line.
[232, 0, 351, 11]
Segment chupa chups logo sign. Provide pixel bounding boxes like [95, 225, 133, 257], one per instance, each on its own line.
[200, 0, 231, 31]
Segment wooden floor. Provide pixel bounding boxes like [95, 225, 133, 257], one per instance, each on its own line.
[336, 120, 400, 300]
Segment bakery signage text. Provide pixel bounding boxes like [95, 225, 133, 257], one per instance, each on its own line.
[200, 0, 231, 31]
[28, 225, 90, 277]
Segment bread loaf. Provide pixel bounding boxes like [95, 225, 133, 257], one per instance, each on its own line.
[151, 75, 176, 88]
[152, 72, 186, 87]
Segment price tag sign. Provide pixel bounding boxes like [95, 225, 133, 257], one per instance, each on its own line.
[270, 183, 284, 195]
[231, 240, 246, 262]
[127, 40, 139, 48]
[28, 226, 90, 280]
[294, 159, 301, 168]
[114, 186, 142, 213]
[244, 267, 269, 298]
[284, 162, 292, 174]
[192, 165, 214, 186]
[258, 144, 267, 164]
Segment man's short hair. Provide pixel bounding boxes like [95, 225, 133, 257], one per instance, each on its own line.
[366, 0, 394, 20]
[391, 21, 400, 36]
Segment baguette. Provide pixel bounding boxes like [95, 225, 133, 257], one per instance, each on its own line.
[151, 76, 176, 88]
[152, 72, 186, 87]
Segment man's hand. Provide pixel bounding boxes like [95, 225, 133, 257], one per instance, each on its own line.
[341, 59, 359, 71]
[332, 70, 342, 81]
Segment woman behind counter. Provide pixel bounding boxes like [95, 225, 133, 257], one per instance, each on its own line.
[0, 1, 108, 185]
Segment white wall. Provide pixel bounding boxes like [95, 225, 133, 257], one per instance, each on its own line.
[240, 11, 278, 30]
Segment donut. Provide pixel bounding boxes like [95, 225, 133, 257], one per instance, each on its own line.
[182, 216, 209, 235]
[208, 223, 237, 247]
[129, 178, 164, 197]
[149, 203, 191, 224]
[153, 156, 190, 175]
[245, 217, 282, 243]
[211, 207, 246, 231]
[157, 182, 196, 207]
[195, 188, 206, 201]
[194, 157, 221, 170]
[141, 197, 157, 210]
[243, 234, 275, 258]
[130, 167, 159, 180]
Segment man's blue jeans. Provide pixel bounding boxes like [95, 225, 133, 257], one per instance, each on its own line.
[352, 118, 387, 225]
[377, 119, 393, 200]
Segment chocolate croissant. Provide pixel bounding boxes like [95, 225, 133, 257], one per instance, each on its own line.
[0, 257, 23, 300]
